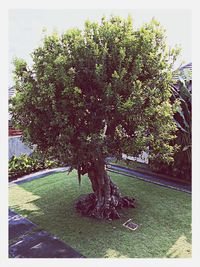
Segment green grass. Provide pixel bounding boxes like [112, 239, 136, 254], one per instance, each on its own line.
[9, 171, 191, 258]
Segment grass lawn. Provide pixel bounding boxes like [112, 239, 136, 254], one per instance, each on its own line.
[9, 170, 191, 258]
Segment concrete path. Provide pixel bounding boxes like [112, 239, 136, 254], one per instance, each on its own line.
[9, 210, 85, 258]
[9, 209, 37, 240]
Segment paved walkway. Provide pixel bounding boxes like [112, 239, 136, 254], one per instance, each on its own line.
[9, 210, 85, 258]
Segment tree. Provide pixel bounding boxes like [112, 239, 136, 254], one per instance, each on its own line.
[11, 16, 180, 220]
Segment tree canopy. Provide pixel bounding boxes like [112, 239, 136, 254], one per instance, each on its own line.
[11, 16, 179, 167]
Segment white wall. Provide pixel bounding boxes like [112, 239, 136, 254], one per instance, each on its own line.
[9, 136, 33, 159]
[122, 151, 149, 164]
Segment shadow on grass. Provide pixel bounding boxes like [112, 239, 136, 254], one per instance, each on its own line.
[9, 171, 192, 258]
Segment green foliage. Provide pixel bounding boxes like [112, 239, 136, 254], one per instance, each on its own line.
[150, 74, 191, 180]
[9, 154, 59, 180]
[11, 16, 180, 170]
[171, 76, 191, 180]
[173, 77, 191, 156]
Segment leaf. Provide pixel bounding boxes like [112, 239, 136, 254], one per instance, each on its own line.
[174, 119, 188, 133]
[77, 165, 81, 186]
[178, 75, 186, 87]
[182, 145, 191, 152]
[177, 107, 189, 130]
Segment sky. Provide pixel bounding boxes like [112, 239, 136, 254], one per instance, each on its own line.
[8, 9, 192, 87]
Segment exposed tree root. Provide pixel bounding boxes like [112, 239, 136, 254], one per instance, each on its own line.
[76, 192, 135, 220]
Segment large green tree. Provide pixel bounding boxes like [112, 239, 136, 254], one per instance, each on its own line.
[11, 16, 180, 219]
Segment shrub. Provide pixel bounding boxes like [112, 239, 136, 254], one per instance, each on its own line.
[9, 154, 59, 180]
[150, 73, 191, 181]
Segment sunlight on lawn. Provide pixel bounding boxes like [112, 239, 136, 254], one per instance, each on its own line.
[104, 248, 128, 258]
[166, 235, 192, 258]
[9, 185, 41, 212]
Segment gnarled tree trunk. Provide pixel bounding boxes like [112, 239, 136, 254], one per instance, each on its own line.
[75, 158, 135, 220]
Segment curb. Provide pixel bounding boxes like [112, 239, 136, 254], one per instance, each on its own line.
[9, 167, 69, 186]
[107, 164, 191, 194]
